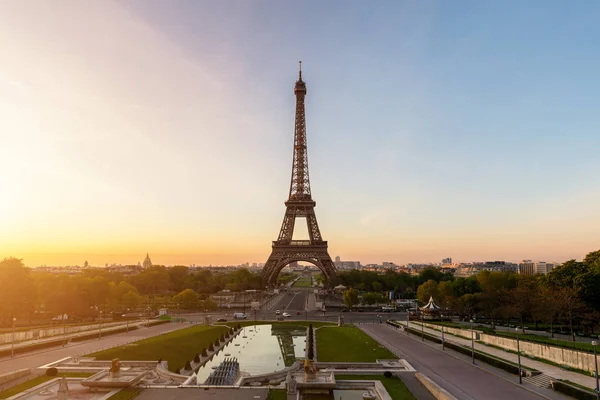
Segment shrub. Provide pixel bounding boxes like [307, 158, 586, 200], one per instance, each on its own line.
[383, 371, 392, 378]
[193, 353, 200, 363]
[46, 367, 58, 377]
[208, 344, 214, 352]
[201, 348, 208, 357]
[551, 380, 597, 400]
[184, 361, 192, 371]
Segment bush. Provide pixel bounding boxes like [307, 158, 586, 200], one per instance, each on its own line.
[201, 348, 208, 357]
[551, 380, 597, 400]
[184, 361, 192, 371]
[193, 353, 200, 363]
[46, 367, 58, 377]
[383, 371, 392, 378]
[208, 344, 214, 352]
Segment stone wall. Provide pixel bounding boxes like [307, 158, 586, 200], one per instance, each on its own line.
[415, 321, 595, 375]
[0, 321, 127, 344]
[479, 333, 596, 374]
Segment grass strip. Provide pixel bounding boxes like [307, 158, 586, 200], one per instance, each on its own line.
[106, 388, 142, 400]
[316, 325, 395, 362]
[335, 374, 416, 400]
[292, 277, 313, 287]
[267, 389, 287, 400]
[88, 325, 229, 373]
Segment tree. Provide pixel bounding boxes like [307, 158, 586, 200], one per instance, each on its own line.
[416, 280, 439, 305]
[343, 288, 359, 309]
[122, 290, 143, 309]
[173, 289, 200, 310]
[0, 258, 36, 323]
[372, 281, 382, 292]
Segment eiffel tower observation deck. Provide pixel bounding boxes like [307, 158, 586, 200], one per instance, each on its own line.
[261, 63, 337, 288]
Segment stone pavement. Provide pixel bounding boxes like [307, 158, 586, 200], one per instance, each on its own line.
[361, 323, 566, 400]
[0, 321, 146, 355]
[402, 320, 598, 390]
[136, 388, 269, 400]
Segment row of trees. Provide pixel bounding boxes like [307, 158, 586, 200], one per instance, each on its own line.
[0, 258, 266, 326]
[415, 250, 600, 338]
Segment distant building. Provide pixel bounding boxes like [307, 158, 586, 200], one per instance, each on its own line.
[143, 253, 153, 269]
[518, 260, 535, 275]
[442, 257, 452, 265]
[534, 261, 555, 275]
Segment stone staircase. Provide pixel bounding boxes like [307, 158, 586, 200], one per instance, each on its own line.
[523, 373, 553, 388]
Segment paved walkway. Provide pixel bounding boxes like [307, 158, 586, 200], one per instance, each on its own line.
[0, 321, 146, 355]
[137, 388, 269, 400]
[360, 324, 566, 400]
[0, 322, 190, 375]
[403, 321, 597, 390]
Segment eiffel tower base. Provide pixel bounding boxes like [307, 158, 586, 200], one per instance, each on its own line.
[262, 242, 337, 288]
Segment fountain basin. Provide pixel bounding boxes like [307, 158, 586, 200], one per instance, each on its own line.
[81, 370, 149, 388]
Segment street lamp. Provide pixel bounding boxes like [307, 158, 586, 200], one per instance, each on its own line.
[406, 312, 409, 336]
[441, 324, 445, 351]
[421, 314, 424, 342]
[470, 319, 475, 364]
[126, 308, 130, 333]
[99, 311, 103, 339]
[516, 327, 522, 384]
[11, 317, 16, 358]
[592, 340, 599, 399]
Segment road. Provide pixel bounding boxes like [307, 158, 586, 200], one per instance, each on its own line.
[360, 323, 547, 400]
[0, 322, 191, 375]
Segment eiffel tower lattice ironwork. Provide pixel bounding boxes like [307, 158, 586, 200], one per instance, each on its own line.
[262, 63, 337, 287]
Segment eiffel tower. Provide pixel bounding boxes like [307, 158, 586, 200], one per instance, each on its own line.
[261, 63, 337, 287]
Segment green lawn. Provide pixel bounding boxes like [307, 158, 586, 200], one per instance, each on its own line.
[88, 325, 229, 372]
[267, 389, 287, 400]
[0, 373, 92, 399]
[292, 276, 313, 287]
[107, 388, 142, 400]
[335, 375, 415, 400]
[316, 325, 396, 362]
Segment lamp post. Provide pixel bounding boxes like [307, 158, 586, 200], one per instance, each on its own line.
[441, 324, 445, 351]
[516, 327, 522, 384]
[11, 317, 16, 358]
[592, 340, 599, 399]
[421, 314, 424, 342]
[99, 311, 103, 339]
[406, 312, 409, 336]
[470, 319, 475, 364]
[126, 308, 130, 333]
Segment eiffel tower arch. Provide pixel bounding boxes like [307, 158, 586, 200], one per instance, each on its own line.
[261, 63, 337, 288]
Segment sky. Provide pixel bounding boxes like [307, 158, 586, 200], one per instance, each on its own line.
[1, 1, 600, 267]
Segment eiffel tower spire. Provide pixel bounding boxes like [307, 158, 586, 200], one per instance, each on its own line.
[289, 60, 311, 200]
[261, 64, 337, 287]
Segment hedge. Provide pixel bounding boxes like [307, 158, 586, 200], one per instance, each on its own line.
[551, 380, 597, 400]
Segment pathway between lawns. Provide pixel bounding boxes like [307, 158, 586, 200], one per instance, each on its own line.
[359, 324, 553, 400]
[399, 320, 597, 390]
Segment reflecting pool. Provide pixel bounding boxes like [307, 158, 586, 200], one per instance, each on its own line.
[196, 324, 307, 383]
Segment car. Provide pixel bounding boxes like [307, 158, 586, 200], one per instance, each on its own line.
[282, 312, 291, 317]
[217, 318, 227, 322]
[275, 310, 281, 315]
[296, 311, 301, 315]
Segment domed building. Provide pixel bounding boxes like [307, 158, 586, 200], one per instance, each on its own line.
[142, 253, 152, 269]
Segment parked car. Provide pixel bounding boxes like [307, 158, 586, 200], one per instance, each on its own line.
[217, 318, 227, 322]
[275, 310, 281, 315]
[233, 313, 247, 319]
[282, 312, 291, 318]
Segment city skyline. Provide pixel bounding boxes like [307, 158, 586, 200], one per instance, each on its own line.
[2, 1, 600, 267]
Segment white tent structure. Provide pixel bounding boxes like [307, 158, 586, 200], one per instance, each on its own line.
[419, 296, 441, 319]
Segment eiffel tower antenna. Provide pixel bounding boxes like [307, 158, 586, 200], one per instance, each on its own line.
[261, 65, 337, 287]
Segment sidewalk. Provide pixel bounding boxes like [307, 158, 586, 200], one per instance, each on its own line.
[0, 321, 147, 354]
[400, 321, 597, 390]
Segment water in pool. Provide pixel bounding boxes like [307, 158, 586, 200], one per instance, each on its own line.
[196, 324, 307, 383]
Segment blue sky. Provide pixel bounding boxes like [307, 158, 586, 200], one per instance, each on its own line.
[1, 1, 599, 265]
